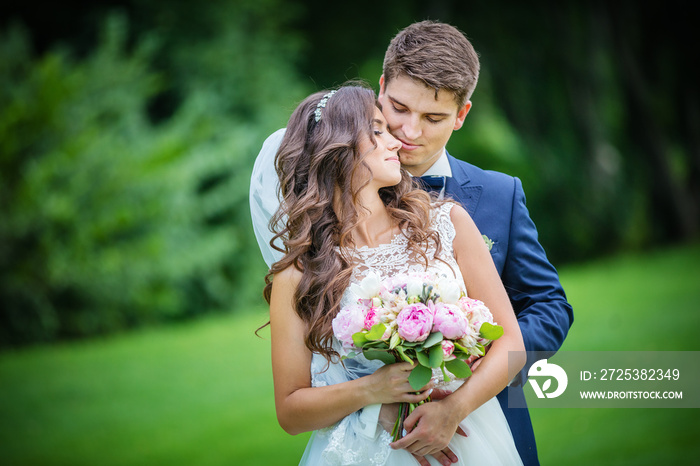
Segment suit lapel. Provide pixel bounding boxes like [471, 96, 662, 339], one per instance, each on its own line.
[446, 153, 482, 216]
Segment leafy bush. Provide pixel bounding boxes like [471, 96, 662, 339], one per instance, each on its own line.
[0, 11, 306, 346]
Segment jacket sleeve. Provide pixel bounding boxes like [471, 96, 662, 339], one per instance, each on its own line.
[501, 177, 574, 383]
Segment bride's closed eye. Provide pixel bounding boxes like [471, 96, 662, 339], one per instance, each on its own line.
[372, 120, 387, 136]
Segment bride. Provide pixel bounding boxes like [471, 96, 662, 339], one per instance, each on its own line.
[262, 84, 526, 465]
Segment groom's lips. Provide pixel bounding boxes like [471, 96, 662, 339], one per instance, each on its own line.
[398, 138, 419, 151]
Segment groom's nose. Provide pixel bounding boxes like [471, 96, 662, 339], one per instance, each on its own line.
[402, 114, 422, 141]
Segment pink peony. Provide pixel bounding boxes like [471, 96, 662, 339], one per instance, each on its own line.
[363, 307, 380, 331]
[396, 303, 434, 342]
[458, 298, 493, 325]
[332, 305, 367, 348]
[441, 340, 456, 361]
[458, 297, 496, 346]
[432, 303, 469, 340]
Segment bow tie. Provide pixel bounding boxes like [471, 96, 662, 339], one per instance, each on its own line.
[416, 175, 446, 195]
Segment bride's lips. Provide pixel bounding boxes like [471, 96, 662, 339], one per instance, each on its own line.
[386, 155, 400, 164]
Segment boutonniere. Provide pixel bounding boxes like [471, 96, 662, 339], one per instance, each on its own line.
[482, 234, 494, 251]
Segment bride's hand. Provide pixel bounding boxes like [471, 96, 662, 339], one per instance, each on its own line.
[367, 362, 433, 405]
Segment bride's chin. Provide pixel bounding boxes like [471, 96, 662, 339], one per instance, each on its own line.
[376, 175, 402, 189]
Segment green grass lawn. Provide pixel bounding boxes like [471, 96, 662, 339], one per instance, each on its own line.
[0, 313, 307, 466]
[1, 243, 699, 465]
[530, 243, 700, 465]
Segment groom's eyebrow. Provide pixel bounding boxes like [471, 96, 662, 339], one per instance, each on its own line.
[388, 95, 451, 118]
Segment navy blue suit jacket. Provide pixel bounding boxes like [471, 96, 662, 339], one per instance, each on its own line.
[445, 153, 573, 465]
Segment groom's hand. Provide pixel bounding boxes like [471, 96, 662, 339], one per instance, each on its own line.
[389, 399, 463, 461]
[379, 403, 462, 466]
[378, 403, 400, 433]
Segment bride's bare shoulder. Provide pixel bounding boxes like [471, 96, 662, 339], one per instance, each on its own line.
[447, 203, 484, 254]
[270, 264, 303, 293]
[447, 202, 471, 224]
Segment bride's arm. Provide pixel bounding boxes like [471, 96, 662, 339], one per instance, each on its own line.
[445, 203, 526, 412]
[269, 266, 431, 435]
[390, 204, 526, 455]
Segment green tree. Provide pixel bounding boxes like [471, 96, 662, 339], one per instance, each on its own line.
[0, 3, 308, 346]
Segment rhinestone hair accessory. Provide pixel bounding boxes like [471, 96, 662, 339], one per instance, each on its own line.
[314, 90, 337, 122]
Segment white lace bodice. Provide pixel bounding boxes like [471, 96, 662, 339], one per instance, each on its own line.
[342, 202, 463, 306]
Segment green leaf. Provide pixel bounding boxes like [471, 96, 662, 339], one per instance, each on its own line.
[479, 322, 504, 340]
[416, 349, 430, 367]
[361, 340, 385, 349]
[423, 331, 443, 348]
[366, 323, 387, 341]
[428, 344, 444, 368]
[352, 332, 369, 348]
[440, 364, 451, 382]
[363, 349, 396, 365]
[409, 364, 432, 390]
[453, 341, 469, 353]
[395, 346, 415, 364]
[341, 351, 357, 360]
[445, 359, 473, 379]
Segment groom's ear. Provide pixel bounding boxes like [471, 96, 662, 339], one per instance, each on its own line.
[378, 75, 388, 107]
[453, 101, 472, 131]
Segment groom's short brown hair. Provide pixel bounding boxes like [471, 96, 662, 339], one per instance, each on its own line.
[382, 20, 480, 108]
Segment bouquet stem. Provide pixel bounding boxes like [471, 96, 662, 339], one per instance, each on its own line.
[390, 394, 431, 442]
[391, 402, 409, 442]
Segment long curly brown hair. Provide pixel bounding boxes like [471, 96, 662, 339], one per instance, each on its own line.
[262, 84, 445, 361]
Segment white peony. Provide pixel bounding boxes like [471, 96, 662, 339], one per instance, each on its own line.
[436, 277, 463, 304]
[349, 271, 382, 299]
[406, 276, 423, 299]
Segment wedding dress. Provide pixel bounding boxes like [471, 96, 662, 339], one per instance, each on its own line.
[299, 203, 523, 465]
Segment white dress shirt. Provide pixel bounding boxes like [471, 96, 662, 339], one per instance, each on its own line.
[420, 148, 452, 177]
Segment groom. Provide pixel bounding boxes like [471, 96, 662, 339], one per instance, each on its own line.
[374, 21, 572, 466]
[250, 20, 572, 466]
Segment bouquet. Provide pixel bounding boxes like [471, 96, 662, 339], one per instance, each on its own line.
[332, 271, 504, 441]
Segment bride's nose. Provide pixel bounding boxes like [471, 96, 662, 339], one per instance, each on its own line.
[387, 133, 401, 151]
